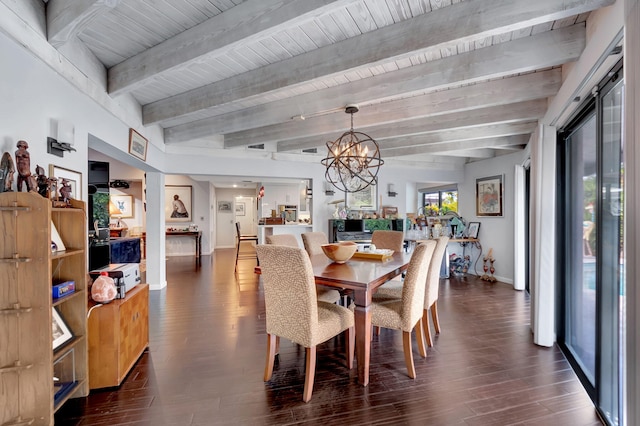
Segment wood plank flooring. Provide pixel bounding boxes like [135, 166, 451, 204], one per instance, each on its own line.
[55, 249, 603, 425]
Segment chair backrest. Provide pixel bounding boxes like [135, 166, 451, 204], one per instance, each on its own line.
[256, 245, 318, 347]
[265, 234, 298, 247]
[371, 230, 404, 252]
[399, 240, 436, 331]
[235, 222, 241, 239]
[301, 232, 328, 256]
[424, 236, 449, 308]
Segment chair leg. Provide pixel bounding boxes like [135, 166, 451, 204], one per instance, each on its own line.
[275, 336, 280, 355]
[415, 318, 427, 358]
[303, 346, 317, 402]
[422, 308, 433, 347]
[402, 331, 416, 379]
[431, 301, 441, 334]
[264, 333, 277, 381]
[374, 326, 381, 336]
[235, 240, 241, 271]
[345, 326, 355, 369]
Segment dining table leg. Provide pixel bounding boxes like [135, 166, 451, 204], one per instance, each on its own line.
[352, 289, 371, 386]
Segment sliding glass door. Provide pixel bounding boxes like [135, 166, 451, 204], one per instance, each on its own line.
[557, 60, 624, 426]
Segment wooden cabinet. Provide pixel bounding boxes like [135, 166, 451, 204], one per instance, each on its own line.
[0, 192, 88, 425]
[88, 284, 149, 389]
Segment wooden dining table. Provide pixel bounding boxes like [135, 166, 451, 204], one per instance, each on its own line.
[308, 251, 413, 386]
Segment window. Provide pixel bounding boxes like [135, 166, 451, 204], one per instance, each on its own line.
[421, 187, 458, 214]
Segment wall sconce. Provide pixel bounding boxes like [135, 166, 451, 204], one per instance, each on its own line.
[306, 186, 312, 198]
[387, 184, 397, 197]
[47, 120, 76, 157]
[324, 181, 334, 196]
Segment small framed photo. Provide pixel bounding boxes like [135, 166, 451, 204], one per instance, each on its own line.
[48, 165, 82, 200]
[52, 307, 73, 351]
[476, 174, 504, 217]
[235, 202, 245, 216]
[165, 185, 192, 222]
[128, 128, 148, 161]
[110, 194, 134, 218]
[382, 206, 398, 219]
[467, 222, 481, 239]
[218, 201, 232, 213]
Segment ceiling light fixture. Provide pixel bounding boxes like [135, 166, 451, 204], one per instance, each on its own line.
[321, 105, 383, 193]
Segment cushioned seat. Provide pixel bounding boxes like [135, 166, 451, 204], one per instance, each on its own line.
[374, 236, 449, 347]
[371, 240, 436, 378]
[257, 244, 354, 402]
[265, 233, 341, 304]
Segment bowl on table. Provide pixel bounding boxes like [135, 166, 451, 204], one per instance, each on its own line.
[321, 241, 358, 264]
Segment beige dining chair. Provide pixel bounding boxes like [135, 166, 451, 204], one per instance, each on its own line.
[374, 236, 449, 347]
[371, 230, 404, 252]
[301, 231, 329, 256]
[370, 240, 435, 378]
[264, 233, 341, 305]
[257, 244, 355, 402]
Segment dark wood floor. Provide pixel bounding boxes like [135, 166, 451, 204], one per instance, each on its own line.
[56, 249, 603, 425]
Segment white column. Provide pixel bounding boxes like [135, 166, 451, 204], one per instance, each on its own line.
[625, 0, 640, 423]
[530, 124, 556, 347]
[513, 164, 526, 291]
[145, 172, 166, 290]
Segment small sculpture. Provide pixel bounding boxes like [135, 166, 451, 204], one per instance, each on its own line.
[35, 165, 52, 198]
[59, 178, 73, 204]
[15, 140, 34, 192]
[481, 248, 497, 283]
[0, 152, 15, 192]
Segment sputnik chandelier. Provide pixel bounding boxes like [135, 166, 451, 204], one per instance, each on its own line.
[321, 105, 384, 193]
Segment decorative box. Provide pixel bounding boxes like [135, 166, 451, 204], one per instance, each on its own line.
[52, 280, 75, 298]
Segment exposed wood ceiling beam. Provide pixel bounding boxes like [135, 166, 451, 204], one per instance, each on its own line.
[47, 0, 116, 48]
[379, 124, 536, 157]
[143, 0, 610, 125]
[269, 98, 547, 152]
[107, 0, 361, 96]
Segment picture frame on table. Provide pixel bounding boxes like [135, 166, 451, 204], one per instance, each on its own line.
[48, 164, 82, 200]
[128, 128, 148, 161]
[235, 202, 245, 216]
[110, 194, 134, 218]
[382, 206, 398, 219]
[52, 307, 73, 351]
[467, 222, 481, 239]
[346, 184, 377, 211]
[476, 174, 504, 217]
[165, 185, 192, 222]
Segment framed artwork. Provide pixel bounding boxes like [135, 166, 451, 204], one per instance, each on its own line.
[467, 222, 481, 239]
[52, 307, 73, 351]
[128, 128, 148, 161]
[476, 175, 503, 217]
[110, 195, 134, 218]
[165, 185, 192, 222]
[218, 201, 232, 212]
[235, 202, 245, 216]
[48, 165, 82, 200]
[382, 206, 398, 219]
[346, 184, 377, 211]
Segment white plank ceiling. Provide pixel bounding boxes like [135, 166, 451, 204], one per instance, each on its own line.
[21, 0, 618, 165]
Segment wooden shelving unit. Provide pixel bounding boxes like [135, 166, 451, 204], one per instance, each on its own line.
[1, 192, 89, 426]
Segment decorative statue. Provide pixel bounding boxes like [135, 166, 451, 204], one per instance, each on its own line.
[35, 164, 50, 197]
[481, 248, 497, 283]
[59, 178, 73, 204]
[15, 140, 34, 192]
[0, 152, 15, 192]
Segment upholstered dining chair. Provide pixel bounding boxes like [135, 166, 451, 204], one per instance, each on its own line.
[235, 222, 259, 272]
[301, 231, 329, 256]
[371, 230, 404, 252]
[265, 233, 341, 305]
[370, 240, 436, 378]
[257, 244, 355, 402]
[374, 236, 449, 347]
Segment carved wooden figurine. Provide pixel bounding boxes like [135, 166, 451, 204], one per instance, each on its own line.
[1, 152, 15, 192]
[15, 140, 34, 192]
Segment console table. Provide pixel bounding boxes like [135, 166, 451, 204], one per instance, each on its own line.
[166, 230, 202, 264]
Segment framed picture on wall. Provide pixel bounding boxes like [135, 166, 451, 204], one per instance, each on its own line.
[218, 201, 232, 212]
[165, 185, 192, 222]
[346, 184, 377, 211]
[476, 175, 503, 217]
[128, 128, 148, 161]
[110, 195, 134, 218]
[235, 202, 245, 216]
[48, 164, 82, 200]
